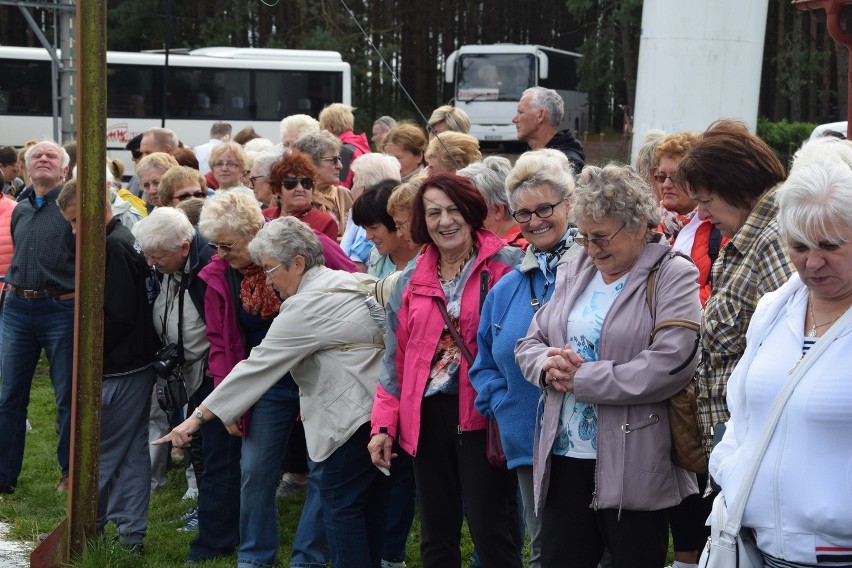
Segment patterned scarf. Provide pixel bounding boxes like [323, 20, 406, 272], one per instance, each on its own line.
[239, 264, 282, 319]
[659, 206, 695, 245]
[533, 238, 572, 285]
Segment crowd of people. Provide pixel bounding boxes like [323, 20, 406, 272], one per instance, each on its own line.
[0, 86, 850, 568]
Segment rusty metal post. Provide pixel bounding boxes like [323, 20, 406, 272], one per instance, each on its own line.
[68, 0, 107, 561]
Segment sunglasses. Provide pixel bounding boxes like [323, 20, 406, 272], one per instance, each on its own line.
[652, 172, 679, 184]
[318, 155, 342, 164]
[175, 191, 206, 202]
[574, 223, 626, 249]
[281, 177, 313, 190]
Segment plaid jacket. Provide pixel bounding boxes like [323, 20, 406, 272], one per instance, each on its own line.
[697, 186, 793, 446]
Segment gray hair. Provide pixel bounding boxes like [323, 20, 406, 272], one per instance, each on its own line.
[144, 127, 179, 150]
[779, 157, 852, 248]
[24, 140, 71, 169]
[248, 216, 324, 270]
[252, 150, 285, 177]
[505, 149, 574, 210]
[132, 206, 195, 252]
[279, 114, 320, 143]
[458, 156, 513, 219]
[292, 131, 341, 164]
[373, 116, 397, 133]
[198, 191, 265, 241]
[635, 129, 667, 182]
[523, 87, 564, 128]
[573, 163, 659, 231]
[792, 136, 852, 171]
[350, 153, 402, 187]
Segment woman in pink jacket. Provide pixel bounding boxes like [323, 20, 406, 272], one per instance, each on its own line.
[369, 173, 524, 568]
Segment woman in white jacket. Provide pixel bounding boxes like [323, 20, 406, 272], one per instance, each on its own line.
[709, 157, 852, 567]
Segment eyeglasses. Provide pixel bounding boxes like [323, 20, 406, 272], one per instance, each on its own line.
[652, 172, 679, 184]
[574, 223, 626, 248]
[281, 177, 313, 190]
[213, 161, 241, 170]
[264, 264, 282, 277]
[394, 219, 408, 231]
[512, 200, 564, 223]
[175, 191, 206, 202]
[318, 155, 342, 164]
[207, 238, 242, 252]
[249, 175, 266, 189]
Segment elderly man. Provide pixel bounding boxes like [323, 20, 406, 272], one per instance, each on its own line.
[0, 140, 76, 494]
[512, 86, 585, 174]
[140, 127, 180, 157]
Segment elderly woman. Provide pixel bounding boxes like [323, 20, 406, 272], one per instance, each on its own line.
[515, 164, 701, 568]
[280, 114, 320, 148]
[470, 149, 581, 568]
[372, 116, 397, 151]
[209, 141, 251, 192]
[709, 157, 852, 566]
[427, 104, 472, 138]
[425, 131, 482, 175]
[155, 216, 390, 568]
[458, 155, 524, 249]
[319, 103, 372, 189]
[248, 150, 285, 208]
[263, 152, 338, 240]
[293, 131, 354, 237]
[369, 173, 524, 568]
[676, 119, 793, 454]
[386, 175, 425, 245]
[635, 129, 666, 201]
[351, 179, 421, 278]
[137, 152, 179, 210]
[382, 122, 427, 181]
[340, 153, 402, 269]
[158, 165, 208, 207]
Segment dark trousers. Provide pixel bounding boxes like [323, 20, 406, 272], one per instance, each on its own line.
[540, 455, 668, 568]
[412, 394, 522, 568]
[668, 472, 713, 551]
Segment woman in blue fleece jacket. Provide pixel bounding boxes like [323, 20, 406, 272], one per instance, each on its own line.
[469, 149, 581, 568]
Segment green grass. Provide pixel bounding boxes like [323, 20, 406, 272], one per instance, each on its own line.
[0, 363, 479, 567]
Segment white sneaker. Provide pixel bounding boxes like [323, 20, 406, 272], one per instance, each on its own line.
[181, 487, 199, 500]
[381, 561, 406, 568]
[276, 473, 307, 499]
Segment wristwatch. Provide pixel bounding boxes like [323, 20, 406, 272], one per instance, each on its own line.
[193, 408, 207, 424]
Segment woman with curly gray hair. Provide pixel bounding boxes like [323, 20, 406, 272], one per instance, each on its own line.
[515, 164, 702, 568]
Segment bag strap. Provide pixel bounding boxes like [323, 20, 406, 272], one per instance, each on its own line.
[434, 297, 474, 366]
[722, 307, 852, 537]
[645, 254, 700, 374]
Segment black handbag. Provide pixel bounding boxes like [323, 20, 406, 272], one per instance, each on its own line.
[155, 274, 189, 412]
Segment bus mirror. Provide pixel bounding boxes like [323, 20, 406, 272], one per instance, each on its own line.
[537, 51, 549, 80]
[445, 51, 458, 83]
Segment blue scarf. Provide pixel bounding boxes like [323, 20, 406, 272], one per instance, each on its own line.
[533, 235, 572, 285]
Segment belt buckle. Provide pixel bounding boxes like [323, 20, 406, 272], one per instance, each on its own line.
[23, 289, 39, 299]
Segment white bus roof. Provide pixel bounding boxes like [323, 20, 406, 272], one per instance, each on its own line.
[189, 46, 344, 62]
[452, 44, 582, 58]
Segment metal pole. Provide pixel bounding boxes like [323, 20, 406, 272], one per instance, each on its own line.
[67, 0, 107, 560]
[16, 4, 61, 141]
[162, 0, 172, 127]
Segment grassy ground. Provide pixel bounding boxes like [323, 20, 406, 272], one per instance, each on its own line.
[0, 365, 473, 567]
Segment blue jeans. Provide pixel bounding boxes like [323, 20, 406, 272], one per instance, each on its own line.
[238, 380, 300, 568]
[291, 457, 329, 568]
[320, 423, 391, 568]
[382, 448, 416, 563]
[0, 294, 74, 486]
[189, 379, 242, 562]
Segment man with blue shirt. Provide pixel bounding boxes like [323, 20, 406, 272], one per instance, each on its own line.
[0, 140, 76, 494]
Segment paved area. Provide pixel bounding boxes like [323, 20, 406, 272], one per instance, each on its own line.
[0, 519, 30, 568]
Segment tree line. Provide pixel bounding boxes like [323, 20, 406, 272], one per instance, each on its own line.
[0, 0, 843, 134]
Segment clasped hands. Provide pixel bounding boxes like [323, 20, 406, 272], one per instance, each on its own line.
[541, 345, 584, 393]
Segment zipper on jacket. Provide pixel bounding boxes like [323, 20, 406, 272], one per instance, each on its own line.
[457, 424, 463, 445]
[591, 491, 598, 510]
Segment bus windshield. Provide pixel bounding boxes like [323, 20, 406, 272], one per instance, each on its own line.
[456, 53, 534, 102]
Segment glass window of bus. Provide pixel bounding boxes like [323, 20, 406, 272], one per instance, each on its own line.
[538, 51, 580, 91]
[0, 58, 51, 115]
[254, 70, 342, 120]
[167, 68, 251, 120]
[456, 54, 534, 102]
[107, 64, 161, 118]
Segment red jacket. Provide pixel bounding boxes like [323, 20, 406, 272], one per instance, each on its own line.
[338, 130, 371, 189]
[370, 229, 523, 456]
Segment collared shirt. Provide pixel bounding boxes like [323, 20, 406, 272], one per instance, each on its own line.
[696, 186, 792, 442]
[5, 185, 76, 290]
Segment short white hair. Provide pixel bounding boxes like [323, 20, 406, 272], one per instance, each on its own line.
[350, 153, 401, 188]
[458, 156, 513, 218]
[791, 136, 852, 171]
[279, 114, 320, 143]
[24, 140, 71, 169]
[133, 206, 195, 252]
[780, 157, 852, 249]
[523, 87, 564, 128]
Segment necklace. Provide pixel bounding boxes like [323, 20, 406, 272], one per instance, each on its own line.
[437, 246, 476, 283]
[807, 295, 850, 337]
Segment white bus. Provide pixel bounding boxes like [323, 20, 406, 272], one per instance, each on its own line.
[445, 44, 587, 145]
[0, 46, 351, 166]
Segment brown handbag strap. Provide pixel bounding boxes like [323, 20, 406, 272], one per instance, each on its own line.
[434, 297, 474, 366]
[645, 255, 700, 375]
